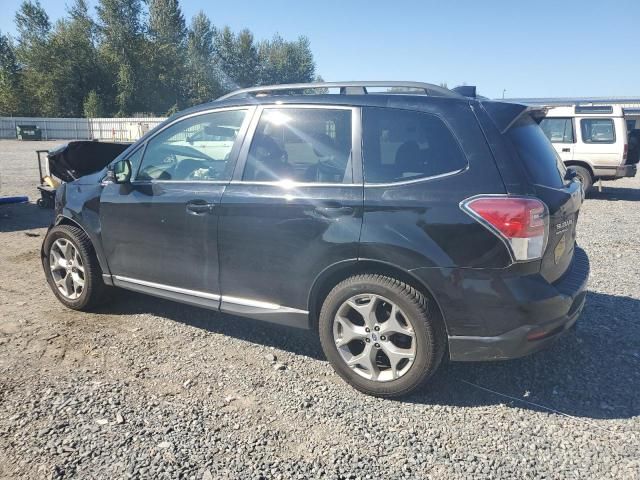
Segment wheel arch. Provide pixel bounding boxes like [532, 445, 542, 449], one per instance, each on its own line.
[564, 160, 595, 179]
[307, 259, 448, 335]
[53, 215, 111, 280]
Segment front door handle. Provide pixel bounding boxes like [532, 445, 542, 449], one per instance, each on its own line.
[562, 148, 571, 152]
[186, 200, 214, 214]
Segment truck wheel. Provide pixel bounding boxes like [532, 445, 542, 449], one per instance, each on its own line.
[571, 166, 593, 193]
[42, 224, 108, 311]
[318, 274, 446, 397]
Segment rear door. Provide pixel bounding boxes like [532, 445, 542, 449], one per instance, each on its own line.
[99, 107, 252, 301]
[217, 105, 363, 326]
[507, 115, 582, 282]
[574, 116, 624, 171]
[539, 117, 575, 163]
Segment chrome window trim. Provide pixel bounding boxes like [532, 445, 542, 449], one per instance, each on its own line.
[227, 180, 361, 188]
[363, 165, 469, 187]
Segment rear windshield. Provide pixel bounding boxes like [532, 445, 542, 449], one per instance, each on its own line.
[507, 115, 566, 188]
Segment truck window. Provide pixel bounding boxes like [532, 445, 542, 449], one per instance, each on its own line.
[580, 118, 615, 143]
[540, 117, 574, 143]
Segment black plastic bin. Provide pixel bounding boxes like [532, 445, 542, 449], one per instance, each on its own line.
[16, 125, 42, 140]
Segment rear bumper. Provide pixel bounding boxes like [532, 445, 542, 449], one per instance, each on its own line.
[594, 164, 637, 179]
[446, 247, 590, 361]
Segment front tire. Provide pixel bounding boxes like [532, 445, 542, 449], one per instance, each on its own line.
[42, 224, 107, 311]
[318, 274, 446, 397]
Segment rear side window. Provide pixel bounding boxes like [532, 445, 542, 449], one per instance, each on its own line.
[507, 115, 566, 188]
[243, 108, 353, 183]
[362, 107, 467, 184]
[540, 117, 574, 143]
[581, 118, 615, 143]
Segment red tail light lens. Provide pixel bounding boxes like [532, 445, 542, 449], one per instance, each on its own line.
[624, 143, 628, 161]
[461, 196, 549, 261]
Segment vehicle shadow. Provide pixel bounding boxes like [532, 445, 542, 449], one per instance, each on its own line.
[105, 289, 638, 420]
[0, 202, 54, 232]
[407, 290, 640, 420]
[587, 185, 640, 202]
[105, 290, 325, 360]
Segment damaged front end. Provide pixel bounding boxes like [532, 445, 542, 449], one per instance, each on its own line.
[47, 141, 131, 183]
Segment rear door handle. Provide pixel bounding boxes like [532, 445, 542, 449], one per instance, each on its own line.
[315, 202, 354, 217]
[562, 148, 571, 152]
[186, 200, 214, 214]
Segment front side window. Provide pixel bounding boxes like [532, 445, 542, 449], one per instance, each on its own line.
[362, 107, 467, 184]
[243, 108, 353, 183]
[136, 109, 247, 181]
[580, 118, 615, 143]
[540, 117, 574, 143]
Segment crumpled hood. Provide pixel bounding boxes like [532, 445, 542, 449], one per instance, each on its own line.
[48, 141, 130, 183]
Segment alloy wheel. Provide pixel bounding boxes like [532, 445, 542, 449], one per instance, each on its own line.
[49, 238, 85, 300]
[333, 293, 416, 382]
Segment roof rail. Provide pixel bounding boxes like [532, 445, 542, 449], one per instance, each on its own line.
[216, 81, 459, 101]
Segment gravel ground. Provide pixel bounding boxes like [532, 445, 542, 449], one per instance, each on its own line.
[1, 139, 639, 479]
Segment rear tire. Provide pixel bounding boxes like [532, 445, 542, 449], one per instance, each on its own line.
[318, 274, 446, 398]
[42, 224, 108, 311]
[571, 166, 593, 193]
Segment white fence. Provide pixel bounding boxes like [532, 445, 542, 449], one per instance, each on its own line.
[0, 117, 167, 141]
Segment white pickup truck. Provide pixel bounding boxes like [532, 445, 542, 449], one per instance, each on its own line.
[539, 105, 638, 191]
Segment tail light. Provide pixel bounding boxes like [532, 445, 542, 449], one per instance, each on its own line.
[460, 196, 549, 262]
[623, 143, 628, 161]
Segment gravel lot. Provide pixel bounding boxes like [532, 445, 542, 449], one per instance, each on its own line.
[0, 139, 639, 479]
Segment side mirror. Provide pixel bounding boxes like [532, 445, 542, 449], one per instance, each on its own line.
[112, 159, 132, 184]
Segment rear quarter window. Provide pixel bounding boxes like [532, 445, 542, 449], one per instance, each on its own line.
[362, 107, 467, 184]
[580, 118, 615, 143]
[507, 115, 566, 188]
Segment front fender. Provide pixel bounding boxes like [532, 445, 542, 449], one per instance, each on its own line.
[54, 179, 111, 279]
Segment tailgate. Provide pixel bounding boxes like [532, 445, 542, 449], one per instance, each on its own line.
[505, 114, 583, 281]
[536, 181, 582, 282]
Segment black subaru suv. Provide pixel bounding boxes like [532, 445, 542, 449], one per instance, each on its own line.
[42, 81, 589, 397]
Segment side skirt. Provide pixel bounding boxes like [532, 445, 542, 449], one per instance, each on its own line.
[109, 275, 310, 329]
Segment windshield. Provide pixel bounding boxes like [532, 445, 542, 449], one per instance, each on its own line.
[507, 115, 566, 188]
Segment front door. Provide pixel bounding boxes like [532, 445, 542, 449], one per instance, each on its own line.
[99, 107, 252, 303]
[218, 105, 364, 326]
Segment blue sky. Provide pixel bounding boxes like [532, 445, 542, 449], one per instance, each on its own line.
[1, 0, 638, 99]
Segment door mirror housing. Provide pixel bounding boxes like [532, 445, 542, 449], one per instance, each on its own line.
[111, 159, 132, 184]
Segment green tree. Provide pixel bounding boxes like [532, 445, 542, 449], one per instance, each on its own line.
[258, 34, 315, 85]
[146, 0, 187, 114]
[15, 0, 50, 45]
[0, 33, 24, 115]
[214, 26, 238, 90]
[44, 0, 104, 116]
[233, 29, 259, 88]
[96, 0, 143, 116]
[14, 0, 54, 115]
[185, 11, 220, 105]
[83, 89, 103, 117]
